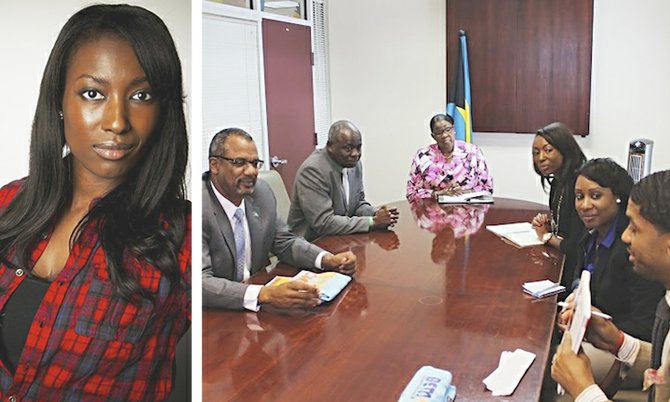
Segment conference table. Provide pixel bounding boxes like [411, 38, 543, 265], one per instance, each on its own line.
[203, 198, 565, 401]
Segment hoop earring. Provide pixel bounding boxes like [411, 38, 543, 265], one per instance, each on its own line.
[62, 143, 70, 158]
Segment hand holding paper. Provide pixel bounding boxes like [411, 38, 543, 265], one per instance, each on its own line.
[551, 332, 596, 398]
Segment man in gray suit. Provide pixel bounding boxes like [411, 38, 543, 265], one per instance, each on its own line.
[203, 128, 356, 310]
[288, 120, 399, 241]
[551, 170, 670, 401]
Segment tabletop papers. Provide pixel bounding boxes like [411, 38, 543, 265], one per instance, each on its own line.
[438, 190, 494, 204]
[397, 366, 456, 402]
[522, 279, 566, 299]
[486, 222, 544, 248]
[266, 270, 352, 302]
[483, 348, 536, 396]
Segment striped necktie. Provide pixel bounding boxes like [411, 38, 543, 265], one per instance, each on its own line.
[233, 208, 246, 282]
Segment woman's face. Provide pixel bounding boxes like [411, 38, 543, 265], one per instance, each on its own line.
[575, 175, 620, 233]
[61, 36, 159, 190]
[532, 135, 563, 176]
[431, 119, 455, 154]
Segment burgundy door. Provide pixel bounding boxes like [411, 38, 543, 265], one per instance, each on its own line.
[262, 19, 315, 196]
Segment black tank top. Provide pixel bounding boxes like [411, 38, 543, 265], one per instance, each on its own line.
[0, 275, 50, 374]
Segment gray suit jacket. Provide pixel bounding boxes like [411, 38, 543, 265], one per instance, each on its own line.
[202, 172, 323, 309]
[288, 149, 376, 241]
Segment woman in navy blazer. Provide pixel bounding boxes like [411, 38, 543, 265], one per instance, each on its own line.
[565, 158, 664, 341]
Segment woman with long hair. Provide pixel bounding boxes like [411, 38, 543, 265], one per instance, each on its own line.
[531, 122, 587, 289]
[0, 5, 189, 400]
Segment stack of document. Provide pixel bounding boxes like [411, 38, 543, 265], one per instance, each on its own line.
[483, 349, 536, 396]
[486, 222, 544, 248]
[522, 279, 565, 298]
[438, 190, 494, 204]
[266, 270, 352, 302]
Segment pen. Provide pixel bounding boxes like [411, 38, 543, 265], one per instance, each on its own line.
[557, 301, 613, 320]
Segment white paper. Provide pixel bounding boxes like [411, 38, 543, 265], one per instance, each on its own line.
[522, 279, 565, 298]
[438, 190, 494, 204]
[557, 270, 592, 395]
[483, 348, 536, 396]
[486, 222, 544, 248]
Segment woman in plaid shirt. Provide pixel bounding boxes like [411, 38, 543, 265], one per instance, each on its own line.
[0, 5, 190, 401]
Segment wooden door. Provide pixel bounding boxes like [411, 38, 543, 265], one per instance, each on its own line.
[262, 19, 316, 196]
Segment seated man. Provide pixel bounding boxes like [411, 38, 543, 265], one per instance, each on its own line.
[203, 128, 356, 310]
[288, 120, 399, 241]
[551, 170, 670, 401]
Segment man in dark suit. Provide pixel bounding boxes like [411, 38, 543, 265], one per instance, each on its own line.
[552, 170, 670, 401]
[203, 128, 356, 310]
[288, 120, 399, 241]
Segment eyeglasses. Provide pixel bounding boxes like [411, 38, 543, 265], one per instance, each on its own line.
[433, 126, 455, 136]
[211, 155, 264, 169]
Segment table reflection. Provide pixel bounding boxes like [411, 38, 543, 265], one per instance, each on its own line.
[409, 199, 490, 237]
[204, 199, 561, 402]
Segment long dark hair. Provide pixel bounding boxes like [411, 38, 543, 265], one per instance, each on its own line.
[534, 122, 586, 192]
[0, 4, 188, 299]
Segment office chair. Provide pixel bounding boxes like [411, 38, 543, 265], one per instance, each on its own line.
[258, 169, 291, 222]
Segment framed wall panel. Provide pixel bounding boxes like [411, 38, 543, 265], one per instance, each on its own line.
[447, 0, 593, 135]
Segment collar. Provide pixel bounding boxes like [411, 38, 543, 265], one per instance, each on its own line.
[586, 214, 620, 251]
[210, 180, 247, 223]
[429, 141, 467, 159]
[600, 214, 620, 248]
[322, 148, 345, 173]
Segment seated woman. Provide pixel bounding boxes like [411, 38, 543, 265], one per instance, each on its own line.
[0, 5, 190, 401]
[531, 122, 587, 289]
[406, 113, 493, 201]
[563, 158, 663, 341]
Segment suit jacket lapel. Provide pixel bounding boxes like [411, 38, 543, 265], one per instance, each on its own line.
[205, 180, 237, 259]
[245, 196, 264, 273]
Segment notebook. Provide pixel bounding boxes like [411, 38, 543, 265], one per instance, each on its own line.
[522, 279, 566, 298]
[486, 222, 544, 248]
[438, 190, 494, 204]
[266, 270, 352, 302]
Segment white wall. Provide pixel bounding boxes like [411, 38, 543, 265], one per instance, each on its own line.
[0, 0, 191, 187]
[328, 0, 670, 206]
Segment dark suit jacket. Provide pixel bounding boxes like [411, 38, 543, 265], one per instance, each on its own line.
[551, 175, 587, 290]
[572, 214, 665, 341]
[202, 173, 323, 309]
[288, 149, 376, 241]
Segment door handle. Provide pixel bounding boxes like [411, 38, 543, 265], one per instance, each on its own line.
[271, 156, 288, 168]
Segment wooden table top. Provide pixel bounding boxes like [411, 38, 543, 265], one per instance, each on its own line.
[203, 198, 563, 401]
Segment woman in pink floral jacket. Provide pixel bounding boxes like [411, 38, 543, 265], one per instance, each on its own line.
[406, 114, 493, 201]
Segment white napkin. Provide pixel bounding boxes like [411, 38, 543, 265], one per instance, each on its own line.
[482, 348, 536, 396]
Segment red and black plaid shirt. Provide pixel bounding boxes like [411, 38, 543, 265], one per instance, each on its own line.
[0, 179, 191, 401]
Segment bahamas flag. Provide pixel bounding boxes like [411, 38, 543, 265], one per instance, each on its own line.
[446, 30, 472, 143]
